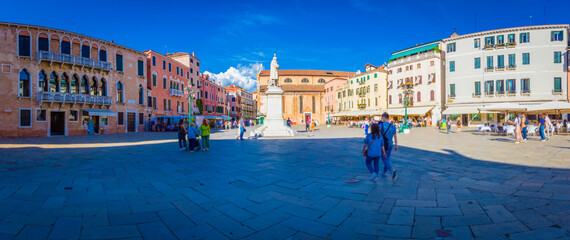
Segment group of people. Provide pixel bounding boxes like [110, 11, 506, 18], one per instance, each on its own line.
[361, 112, 399, 182]
[150, 120, 180, 132]
[510, 113, 553, 143]
[177, 119, 211, 152]
[438, 117, 462, 134]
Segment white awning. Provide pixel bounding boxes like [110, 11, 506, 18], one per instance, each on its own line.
[83, 109, 117, 117]
[386, 106, 434, 116]
[442, 106, 494, 115]
[479, 103, 528, 112]
[526, 101, 570, 113]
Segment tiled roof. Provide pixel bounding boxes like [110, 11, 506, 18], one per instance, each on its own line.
[260, 85, 324, 92]
[259, 70, 355, 77]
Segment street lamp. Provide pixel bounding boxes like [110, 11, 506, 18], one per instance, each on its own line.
[400, 82, 414, 133]
[185, 81, 195, 123]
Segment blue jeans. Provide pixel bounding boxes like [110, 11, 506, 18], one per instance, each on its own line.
[539, 125, 545, 140]
[365, 156, 380, 174]
[240, 128, 245, 140]
[522, 127, 527, 140]
[382, 146, 393, 174]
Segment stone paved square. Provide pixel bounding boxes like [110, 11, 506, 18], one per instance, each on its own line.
[0, 126, 569, 239]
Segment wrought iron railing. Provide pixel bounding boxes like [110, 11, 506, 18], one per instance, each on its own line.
[170, 89, 184, 97]
[38, 91, 112, 105]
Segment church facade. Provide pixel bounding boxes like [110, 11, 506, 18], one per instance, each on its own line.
[257, 70, 354, 124]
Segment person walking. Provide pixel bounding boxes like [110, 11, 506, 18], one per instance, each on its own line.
[538, 114, 546, 142]
[363, 119, 370, 135]
[178, 120, 188, 151]
[521, 114, 528, 143]
[380, 112, 398, 179]
[187, 122, 199, 152]
[544, 114, 552, 140]
[199, 119, 211, 151]
[514, 114, 523, 144]
[456, 118, 462, 133]
[239, 116, 246, 140]
[305, 119, 311, 132]
[446, 117, 452, 134]
[362, 123, 386, 182]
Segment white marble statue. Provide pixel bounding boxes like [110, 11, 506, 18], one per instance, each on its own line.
[269, 53, 279, 87]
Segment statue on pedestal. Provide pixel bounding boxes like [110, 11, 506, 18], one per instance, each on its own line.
[269, 53, 279, 87]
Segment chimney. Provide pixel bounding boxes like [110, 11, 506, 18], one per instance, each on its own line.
[192, 52, 195, 57]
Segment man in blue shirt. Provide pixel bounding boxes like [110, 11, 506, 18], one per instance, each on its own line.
[380, 112, 398, 179]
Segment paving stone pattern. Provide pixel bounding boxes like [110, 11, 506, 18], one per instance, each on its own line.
[0, 126, 569, 239]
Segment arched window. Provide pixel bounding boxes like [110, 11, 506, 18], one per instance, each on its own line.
[284, 78, 292, 83]
[49, 72, 58, 92]
[417, 91, 421, 102]
[90, 77, 98, 95]
[60, 73, 69, 93]
[100, 79, 107, 96]
[81, 76, 89, 94]
[138, 85, 144, 105]
[71, 75, 79, 94]
[367, 76, 370, 80]
[374, 73, 377, 78]
[38, 71, 48, 92]
[318, 78, 325, 83]
[430, 90, 435, 101]
[19, 69, 30, 97]
[389, 95, 392, 105]
[301, 78, 309, 83]
[116, 82, 123, 103]
[367, 86, 370, 93]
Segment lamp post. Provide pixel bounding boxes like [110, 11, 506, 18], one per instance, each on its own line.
[185, 81, 195, 123]
[400, 82, 414, 133]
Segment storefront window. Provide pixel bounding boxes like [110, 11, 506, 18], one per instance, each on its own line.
[487, 113, 495, 121]
[469, 114, 481, 121]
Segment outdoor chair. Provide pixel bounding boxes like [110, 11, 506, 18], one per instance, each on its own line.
[527, 125, 537, 136]
[505, 125, 515, 137]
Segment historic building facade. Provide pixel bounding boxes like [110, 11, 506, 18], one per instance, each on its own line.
[257, 70, 354, 124]
[386, 42, 445, 125]
[442, 25, 569, 124]
[144, 50, 193, 119]
[341, 64, 388, 113]
[323, 77, 347, 121]
[0, 22, 147, 137]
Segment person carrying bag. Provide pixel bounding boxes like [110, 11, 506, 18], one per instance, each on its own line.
[362, 123, 386, 182]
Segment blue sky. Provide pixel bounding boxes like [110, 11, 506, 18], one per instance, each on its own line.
[1, 0, 569, 91]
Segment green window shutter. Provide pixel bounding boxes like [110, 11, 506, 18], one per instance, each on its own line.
[554, 78, 561, 91]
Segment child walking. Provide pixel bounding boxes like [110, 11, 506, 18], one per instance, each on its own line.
[199, 119, 211, 151]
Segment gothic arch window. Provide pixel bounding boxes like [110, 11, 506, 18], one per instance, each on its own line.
[49, 72, 58, 92]
[38, 71, 48, 92]
[91, 77, 98, 95]
[430, 90, 435, 101]
[389, 95, 392, 105]
[299, 96, 303, 113]
[81, 76, 89, 94]
[138, 84, 144, 105]
[71, 75, 79, 94]
[100, 79, 107, 96]
[60, 73, 69, 93]
[19, 69, 30, 97]
[417, 91, 421, 102]
[284, 78, 292, 83]
[312, 96, 315, 113]
[116, 82, 124, 103]
[318, 78, 325, 83]
[301, 78, 309, 83]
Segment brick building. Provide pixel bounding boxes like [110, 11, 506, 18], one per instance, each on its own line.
[144, 50, 194, 119]
[0, 22, 147, 137]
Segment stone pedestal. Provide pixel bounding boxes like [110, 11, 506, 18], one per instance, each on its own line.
[251, 86, 295, 137]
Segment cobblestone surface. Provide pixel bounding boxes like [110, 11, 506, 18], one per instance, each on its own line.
[0, 126, 569, 239]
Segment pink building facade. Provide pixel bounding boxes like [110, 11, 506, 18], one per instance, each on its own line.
[324, 77, 348, 121]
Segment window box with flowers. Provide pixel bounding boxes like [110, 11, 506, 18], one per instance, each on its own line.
[484, 44, 495, 50]
[506, 42, 516, 48]
[495, 43, 505, 49]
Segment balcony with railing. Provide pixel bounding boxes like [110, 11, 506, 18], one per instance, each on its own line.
[38, 51, 113, 71]
[38, 91, 112, 105]
[485, 67, 494, 72]
[170, 89, 184, 97]
[507, 65, 516, 71]
[521, 89, 531, 96]
[496, 66, 505, 71]
[552, 89, 562, 95]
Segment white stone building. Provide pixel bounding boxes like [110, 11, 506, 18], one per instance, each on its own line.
[442, 25, 569, 125]
[386, 41, 445, 126]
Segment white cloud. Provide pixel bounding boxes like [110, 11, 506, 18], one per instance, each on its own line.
[204, 63, 263, 92]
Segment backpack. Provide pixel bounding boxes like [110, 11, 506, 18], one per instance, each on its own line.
[380, 123, 392, 150]
[524, 117, 529, 125]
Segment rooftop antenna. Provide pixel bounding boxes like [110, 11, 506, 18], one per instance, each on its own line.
[529, 15, 532, 26]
